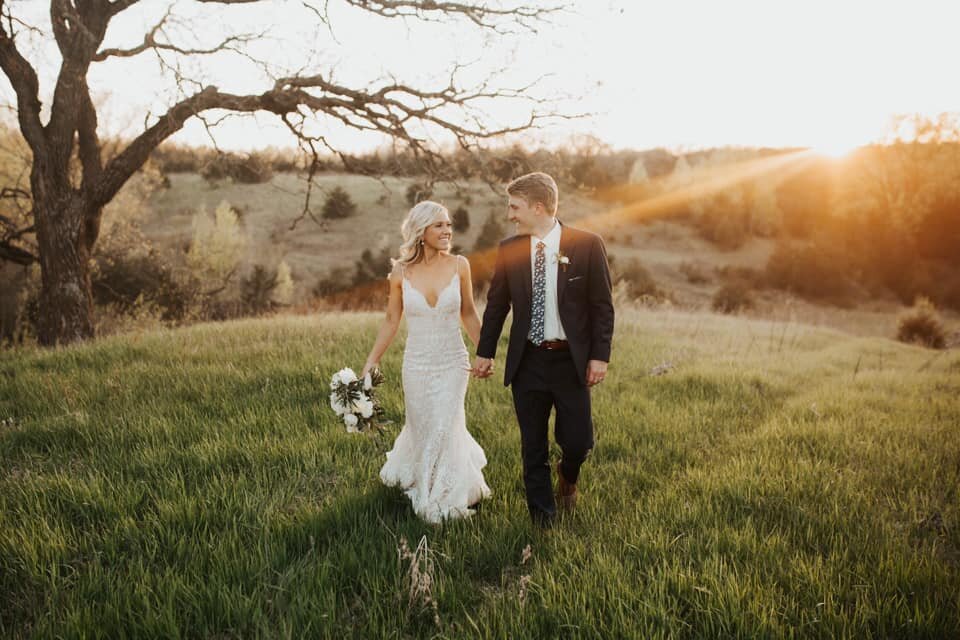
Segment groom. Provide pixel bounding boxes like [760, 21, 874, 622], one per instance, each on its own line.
[473, 172, 614, 527]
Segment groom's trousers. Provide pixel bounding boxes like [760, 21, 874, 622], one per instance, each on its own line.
[511, 342, 594, 525]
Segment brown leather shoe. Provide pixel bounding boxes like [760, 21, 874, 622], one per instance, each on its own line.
[556, 462, 578, 510]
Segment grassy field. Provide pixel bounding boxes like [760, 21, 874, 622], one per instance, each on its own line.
[1, 309, 958, 638]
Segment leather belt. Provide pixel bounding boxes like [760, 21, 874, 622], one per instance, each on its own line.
[530, 339, 569, 351]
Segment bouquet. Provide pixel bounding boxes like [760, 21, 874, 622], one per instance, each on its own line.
[328, 366, 386, 433]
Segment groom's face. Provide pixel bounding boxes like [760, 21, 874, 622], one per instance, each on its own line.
[507, 195, 542, 236]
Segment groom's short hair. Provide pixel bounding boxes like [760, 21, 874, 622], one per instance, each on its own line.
[507, 172, 558, 216]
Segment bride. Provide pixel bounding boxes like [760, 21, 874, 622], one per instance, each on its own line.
[361, 201, 491, 523]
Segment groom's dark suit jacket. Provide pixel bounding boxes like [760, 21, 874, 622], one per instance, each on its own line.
[477, 222, 615, 387]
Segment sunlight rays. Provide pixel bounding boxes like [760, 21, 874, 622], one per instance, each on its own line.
[576, 149, 818, 232]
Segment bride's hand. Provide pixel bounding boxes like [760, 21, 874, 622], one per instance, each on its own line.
[471, 356, 494, 379]
[361, 361, 378, 378]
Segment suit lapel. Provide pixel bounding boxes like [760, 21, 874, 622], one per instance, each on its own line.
[557, 222, 573, 304]
[518, 236, 532, 305]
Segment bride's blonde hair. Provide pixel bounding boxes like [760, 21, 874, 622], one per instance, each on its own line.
[395, 200, 449, 266]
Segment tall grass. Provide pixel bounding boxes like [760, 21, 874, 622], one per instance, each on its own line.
[1, 310, 958, 638]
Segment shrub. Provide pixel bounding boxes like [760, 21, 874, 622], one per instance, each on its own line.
[452, 206, 470, 232]
[695, 210, 751, 250]
[311, 249, 393, 309]
[714, 265, 763, 287]
[200, 152, 274, 184]
[313, 267, 355, 298]
[353, 247, 393, 286]
[186, 201, 248, 283]
[92, 249, 181, 316]
[473, 213, 506, 251]
[232, 153, 274, 184]
[240, 265, 279, 315]
[609, 256, 665, 300]
[896, 297, 947, 349]
[322, 187, 358, 220]
[712, 281, 754, 313]
[153, 142, 209, 173]
[406, 182, 433, 206]
[256, 147, 302, 173]
[272, 261, 294, 306]
[679, 261, 711, 284]
[764, 241, 858, 304]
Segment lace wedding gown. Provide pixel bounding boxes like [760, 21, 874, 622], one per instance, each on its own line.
[379, 270, 491, 523]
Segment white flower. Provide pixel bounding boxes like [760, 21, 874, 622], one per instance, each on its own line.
[343, 413, 359, 431]
[355, 397, 374, 419]
[329, 392, 346, 416]
[336, 367, 358, 385]
[363, 373, 372, 391]
[559, 255, 570, 265]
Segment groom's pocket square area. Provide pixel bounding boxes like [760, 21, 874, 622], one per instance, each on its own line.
[567, 275, 585, 283]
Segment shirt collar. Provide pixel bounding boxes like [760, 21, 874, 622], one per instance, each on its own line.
[531, 219, 561, 248]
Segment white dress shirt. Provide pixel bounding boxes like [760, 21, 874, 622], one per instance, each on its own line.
[528, 221, 567, 341]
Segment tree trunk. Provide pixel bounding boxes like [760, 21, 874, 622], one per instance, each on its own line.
[34, 195, 95, 346]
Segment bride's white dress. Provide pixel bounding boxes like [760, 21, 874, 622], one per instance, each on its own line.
[379, 270, 491, 523]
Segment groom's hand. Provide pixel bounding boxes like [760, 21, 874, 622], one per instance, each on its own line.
[586, 360, 608, 387]
[472, 356, 494, 379]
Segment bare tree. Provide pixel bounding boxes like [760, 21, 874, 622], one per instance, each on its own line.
[0, 0, 559, 346]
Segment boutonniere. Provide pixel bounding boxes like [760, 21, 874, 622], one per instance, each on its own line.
[554, 251, 571, 272]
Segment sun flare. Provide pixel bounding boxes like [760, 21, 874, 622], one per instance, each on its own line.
[810, 138, 864, 159]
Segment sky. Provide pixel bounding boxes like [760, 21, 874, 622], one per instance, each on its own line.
[3, 0, 959, 154]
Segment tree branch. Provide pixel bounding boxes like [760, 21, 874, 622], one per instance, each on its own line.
[0, 206, 36, 266]
[46, 1, 111, 181]
[0, 240, 36, 264]
[93, 68, 551, 208]
[94, 5, 263, 61]
[339, 0, 564, 33]
[108, 0, 143, 17]
[0, 3, 46, 152]
[77, 85, 103, 188]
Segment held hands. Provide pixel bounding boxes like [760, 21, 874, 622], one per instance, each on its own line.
[471, 357, 604, 383]
[471, 356, 495, 379]
[586, 359, 608, 387]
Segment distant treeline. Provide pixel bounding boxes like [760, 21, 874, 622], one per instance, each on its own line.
[150, 140, 786, 189]
[149, 139, 803, 192]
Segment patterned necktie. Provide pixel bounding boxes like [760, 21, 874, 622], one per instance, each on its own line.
[529, 241, 546, 345]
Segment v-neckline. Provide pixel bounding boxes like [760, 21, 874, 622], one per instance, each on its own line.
[405, 270, 459, 310]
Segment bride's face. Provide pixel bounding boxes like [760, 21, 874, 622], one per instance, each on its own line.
[422, 212, 453, 252]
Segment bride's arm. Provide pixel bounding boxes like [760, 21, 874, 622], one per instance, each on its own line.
[361, 262, 404, 377]
[457, 256, 482, 348]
